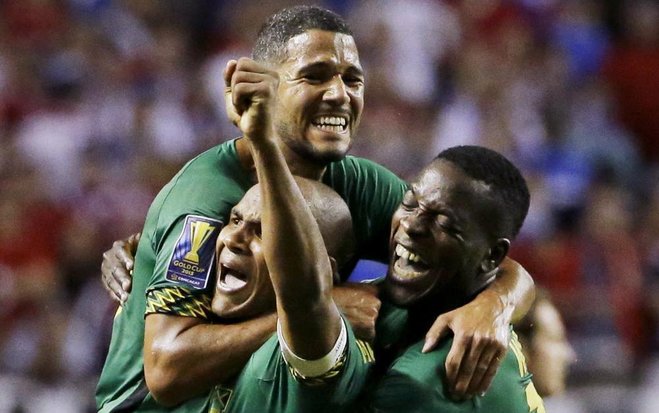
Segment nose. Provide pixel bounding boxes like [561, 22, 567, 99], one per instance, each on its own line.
[323, 75, 349, 105]
[401, 211, 430, 237]
[222, 226, 249, 254]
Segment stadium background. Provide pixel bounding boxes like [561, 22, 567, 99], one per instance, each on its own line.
[0, 0, 657, 411]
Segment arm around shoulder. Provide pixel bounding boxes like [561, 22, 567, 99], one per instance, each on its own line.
[144, 312, 276, 406]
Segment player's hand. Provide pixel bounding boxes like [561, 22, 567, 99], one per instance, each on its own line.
[224, 58, 279, 143]
[223, 61, 241, 128]
[422, 289, 510, 399]
[332, 283, 381, 342]
[101, 232, 141, 305]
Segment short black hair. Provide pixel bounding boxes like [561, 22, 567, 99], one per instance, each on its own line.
[252, 5, 353, 63]
[435, 145, 530, 238]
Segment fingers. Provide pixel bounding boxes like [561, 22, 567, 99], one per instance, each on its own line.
[224, 60, 240, 126]
[231, 61, 278, 112]
[448, 334, 507, 399]
[115, 242, 135, 272]
[423, 314, 451, 353]
[444, 332, 470, 395]
[463, 342, 501, 397]
[470, 347, 505, 396]
[101, 238, 137, 304]
[231, 73, 272, 114]
[113, 240, 135, 294]
[127, 232, 141, 256]
[332, 284, 381, 342]
[223, 59, 238, 87]
[349, 311, 377, 342]
[101, 251, 128, 304]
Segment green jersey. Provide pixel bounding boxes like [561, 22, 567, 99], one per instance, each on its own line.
[365, 329, 546, 413]
[96, 139, 407, 412]
[207, 319, 375, 413]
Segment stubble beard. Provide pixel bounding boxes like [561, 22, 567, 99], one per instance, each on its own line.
[276, 122, 351, 166]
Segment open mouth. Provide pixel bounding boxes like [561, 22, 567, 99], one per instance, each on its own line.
[312, 115, 348, 133]
[219, 264, 248, 292]
[391, 244, 430, 281]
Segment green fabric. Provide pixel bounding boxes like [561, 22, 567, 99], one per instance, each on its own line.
[96, 141, 249, 412]
[207, 320, 374, 413]
[96, 139, 407, 412]
[365, 329, 545, 413]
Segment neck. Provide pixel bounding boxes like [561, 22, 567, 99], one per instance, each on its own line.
[236, 137, 327, 182]
[405, 290, 475, 343]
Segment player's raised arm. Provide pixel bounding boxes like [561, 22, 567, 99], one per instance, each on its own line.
[236, 55, 344, 360]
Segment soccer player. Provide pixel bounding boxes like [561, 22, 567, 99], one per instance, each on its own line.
[96, 6, 534, 412]
[364, 146, 546, 413]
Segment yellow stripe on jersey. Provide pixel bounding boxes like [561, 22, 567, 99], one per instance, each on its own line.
[509, 332, 528, 376]
[356, 339, 376, 364]
[145, 286, 213, 319]
[510, 331, 546, 412]
[526, 381, 545, 413]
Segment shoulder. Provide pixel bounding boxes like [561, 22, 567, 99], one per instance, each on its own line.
[323, 155, 407, 213]
[325, 155, 404, 185]
[166, 140, 247, 192]
[147, 140, 250, 225]
[390, 340, 451, 380]
[369, 341, 451, 412]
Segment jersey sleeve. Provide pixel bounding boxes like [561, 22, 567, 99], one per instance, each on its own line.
[224, 318, 375, 413]
[144, 213, 223, 320]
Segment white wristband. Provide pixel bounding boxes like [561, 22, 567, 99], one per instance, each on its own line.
[277, 318, 348, 378]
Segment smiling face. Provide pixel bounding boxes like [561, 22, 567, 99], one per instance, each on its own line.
[385, 160, 504, 308]
[273, 29, 364, 164]
[212, 187, 275, 319]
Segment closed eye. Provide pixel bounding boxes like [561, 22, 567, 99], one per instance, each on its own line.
[401, 190, 418, 210]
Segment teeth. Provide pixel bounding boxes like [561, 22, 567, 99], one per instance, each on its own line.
[314, 116, 347, 130]
[395, 244, 425, 264]
[395, 244, 408, 259]
[316, 124, 343, 132]
[393, 259, 425, 280]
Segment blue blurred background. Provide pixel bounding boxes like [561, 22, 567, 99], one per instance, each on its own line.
[0, 0, 657, 411]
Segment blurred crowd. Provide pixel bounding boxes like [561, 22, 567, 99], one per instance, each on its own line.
[0, 0, 657, 412]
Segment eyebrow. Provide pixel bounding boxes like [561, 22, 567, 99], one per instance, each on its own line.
[411, 186, 463, 225]
[298, 61, 364, 77]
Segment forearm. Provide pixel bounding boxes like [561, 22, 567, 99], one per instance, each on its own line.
[250, 139, 340, 358]
[486, 257, 535, 323]
[144, 312, 276, 406]
[252, 140, 333, 298]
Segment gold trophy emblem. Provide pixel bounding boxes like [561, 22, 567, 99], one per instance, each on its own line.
[183, 221, 215, 264]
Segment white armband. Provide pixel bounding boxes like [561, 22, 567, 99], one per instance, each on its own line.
[277, 317, 347, 378]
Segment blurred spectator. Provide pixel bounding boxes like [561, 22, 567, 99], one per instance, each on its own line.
[602, 0, 659, 164]
[515, 289, 576, 397]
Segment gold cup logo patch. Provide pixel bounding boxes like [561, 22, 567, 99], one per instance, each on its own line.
[183, 221, 215, 264]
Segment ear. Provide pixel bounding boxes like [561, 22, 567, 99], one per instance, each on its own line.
[479, 238, 510, 275]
